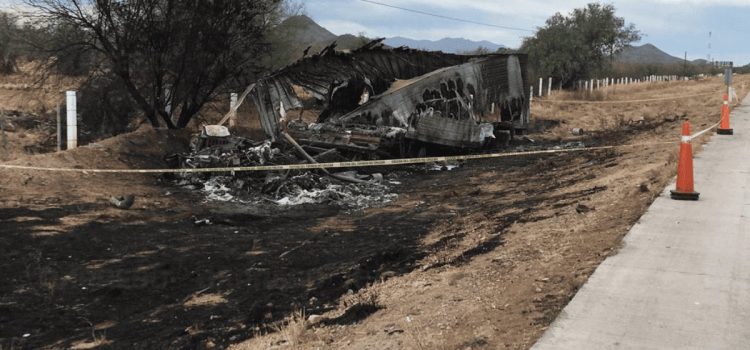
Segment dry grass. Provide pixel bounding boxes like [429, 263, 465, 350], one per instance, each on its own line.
[547, 80, 722, 103]
[273, 309, 308, 347]
[402, 315, 443, 350]
[567, 89, 607, 101]
[340, 288, 381, 311]
[231, 289, 385, 349]
[70, 319, 111, 349]
[183, 293, 228, 308]
[533, 76, 749, 140]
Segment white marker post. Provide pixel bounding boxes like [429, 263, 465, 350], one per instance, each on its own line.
[548, 77, 552, 96]
[539, 78, 543, 97]
[66, 91, 77, 149]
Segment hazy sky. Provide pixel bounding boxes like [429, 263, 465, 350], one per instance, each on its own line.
[305, 0, 750, 65]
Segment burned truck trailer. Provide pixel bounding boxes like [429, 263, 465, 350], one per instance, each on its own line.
[250, 40, 530, 156]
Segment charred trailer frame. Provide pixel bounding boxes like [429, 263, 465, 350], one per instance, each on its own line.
[248, 41, 530, 155]
[331, 54, 530, 150]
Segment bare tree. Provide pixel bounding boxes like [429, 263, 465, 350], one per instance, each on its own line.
[24, 0, 285, 128]
[0, 12, 20, 74]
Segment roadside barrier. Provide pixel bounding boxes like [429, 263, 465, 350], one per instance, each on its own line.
[718, 94, 734, 135]
[670, 121, 701, 201]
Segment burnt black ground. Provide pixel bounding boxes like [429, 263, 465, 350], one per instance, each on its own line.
[0, 126, 641, 349]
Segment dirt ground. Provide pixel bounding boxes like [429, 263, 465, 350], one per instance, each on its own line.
[1, 75, 748, 350]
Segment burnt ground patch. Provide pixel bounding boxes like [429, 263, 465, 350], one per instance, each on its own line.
[1, 126, 639, 349]
[1, 201, 429, 349]
[1, 179, 456, 349]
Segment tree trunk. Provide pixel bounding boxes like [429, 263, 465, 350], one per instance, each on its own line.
[145, 111, 160, 127]
[158, 110, 176, 129]
[176, 108, 196, 129]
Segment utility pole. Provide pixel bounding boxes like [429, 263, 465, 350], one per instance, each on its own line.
[684, 51, 688, 77]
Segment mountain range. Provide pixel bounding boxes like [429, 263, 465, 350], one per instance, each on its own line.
[275, 15, 507, 55]
[616, 43, 707, 65]
[383, 37, 504, 54]
[276, 15, 713, 66]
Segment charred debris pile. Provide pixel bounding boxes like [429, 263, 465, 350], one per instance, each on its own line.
[168, 40, 531, 209]
[167, 125, 398, 209]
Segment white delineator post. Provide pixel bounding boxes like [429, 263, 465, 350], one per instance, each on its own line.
[530, 86, 534, 103]
[548, 77, 552, 96]
[66, 91, 77, 149]
[229, 92, 239, 128]
[539, 78, 543, 97]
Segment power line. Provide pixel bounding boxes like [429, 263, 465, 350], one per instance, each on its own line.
[359, 0, 535, 33]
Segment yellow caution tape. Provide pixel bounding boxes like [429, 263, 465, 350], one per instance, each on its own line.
[0, 141, 679, 174]
[0, 114, 724, 175]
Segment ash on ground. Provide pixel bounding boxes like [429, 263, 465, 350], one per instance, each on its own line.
[167, 126, 398, 210]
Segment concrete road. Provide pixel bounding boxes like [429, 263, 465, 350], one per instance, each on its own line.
[532, 99, 750, 350]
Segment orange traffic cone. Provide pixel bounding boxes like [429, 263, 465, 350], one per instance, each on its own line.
[718, 94, 733, 135]
[671, 121, 700, 200]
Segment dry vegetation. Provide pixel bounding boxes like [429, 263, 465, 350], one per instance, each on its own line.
[1, 74, 748, 349]
[0, 60, 81, 113]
